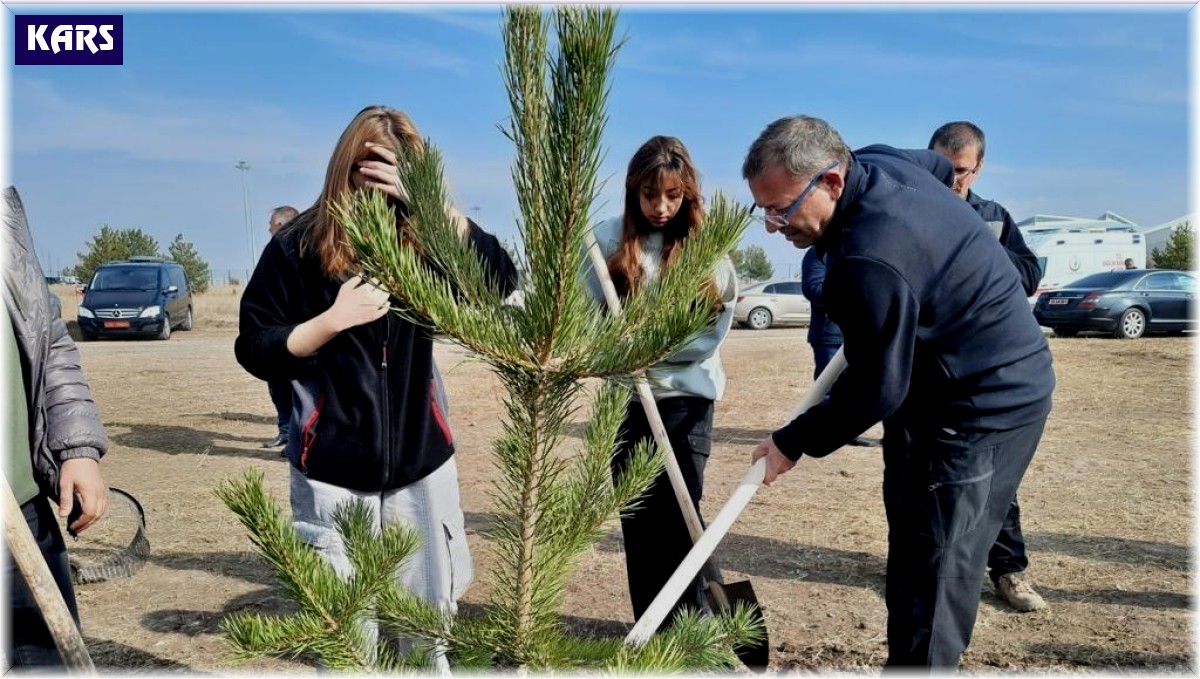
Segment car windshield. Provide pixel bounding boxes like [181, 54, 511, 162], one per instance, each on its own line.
[1066, 272, 1129, 289]
[91, 267, 159, 291]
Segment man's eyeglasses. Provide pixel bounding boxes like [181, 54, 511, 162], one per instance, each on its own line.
[952, 164, 979, 177]
[753, 160, 839, 229]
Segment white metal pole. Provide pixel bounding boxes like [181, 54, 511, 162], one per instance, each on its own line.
[235, 161, 254, 268]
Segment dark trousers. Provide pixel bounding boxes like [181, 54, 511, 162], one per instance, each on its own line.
[610, 396, 712, 627]
[810, 342, 841, 381]
[880, 414, 1047, 669]
[987, 498, 1028, 582]
[267, 380, 291, 438]
[6, 497, 80, 669]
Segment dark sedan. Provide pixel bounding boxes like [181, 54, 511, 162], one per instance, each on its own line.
[1033, 269, 1195, 339]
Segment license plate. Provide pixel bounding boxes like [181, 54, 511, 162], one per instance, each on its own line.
[103, 320, 130, 328]
[1048, 298, 1069, 305]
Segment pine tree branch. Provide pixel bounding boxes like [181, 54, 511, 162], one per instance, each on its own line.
[215, 472, 384, 670]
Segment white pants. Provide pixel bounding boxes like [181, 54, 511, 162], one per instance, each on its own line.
[289, 457, 473, 671]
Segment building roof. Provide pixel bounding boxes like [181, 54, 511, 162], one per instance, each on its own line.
[1017, 211, 1140, 233]
[1140, 213, 1194, 236]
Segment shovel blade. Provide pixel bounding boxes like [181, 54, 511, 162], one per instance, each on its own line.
[706, 579, 770, 671]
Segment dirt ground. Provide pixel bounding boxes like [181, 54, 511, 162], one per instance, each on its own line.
[60, 310, 1193, 673]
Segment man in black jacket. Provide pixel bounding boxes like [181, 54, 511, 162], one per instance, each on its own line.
[741, 116, 1054, 669]
[929, 121, 1046, 613]
[261, 205, 299, 452]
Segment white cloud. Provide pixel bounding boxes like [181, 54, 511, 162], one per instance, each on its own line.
[11, 76, 330, 170]
[279, 16, 475, 76]
[385, 5, 502, 37]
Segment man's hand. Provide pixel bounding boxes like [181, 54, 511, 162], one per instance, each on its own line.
[58, 458, 107, 535]
[751, 435, 797, 487]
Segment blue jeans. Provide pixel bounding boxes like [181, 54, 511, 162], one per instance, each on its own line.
[811, 342, 841, 381]
[5, 497, 80, 669]
[267, 380, 291, 439]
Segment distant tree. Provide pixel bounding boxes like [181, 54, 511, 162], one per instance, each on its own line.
[1149, 221, 1192, 271]
[731, 245, 773, 281]
[74, 226, 160, 285]
[168, 234, 211, 294]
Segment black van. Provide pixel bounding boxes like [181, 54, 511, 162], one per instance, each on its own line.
[77, 258, 194, 340]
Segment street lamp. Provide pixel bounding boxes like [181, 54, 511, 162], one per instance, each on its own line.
[235, 160, 255, 269]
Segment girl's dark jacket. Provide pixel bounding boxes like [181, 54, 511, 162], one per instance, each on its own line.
[235, 209, 517, 493]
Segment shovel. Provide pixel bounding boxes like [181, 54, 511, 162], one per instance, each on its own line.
[3, 478, 96, 674]
[626, 347, 848, 652]
[583, 230, 770, 669]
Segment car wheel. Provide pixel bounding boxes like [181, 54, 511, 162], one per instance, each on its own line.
[1053, 328, 1078, 338]
[1114, 307, 1146, 339]
[80, 330, 96, 342]
[157, 314, 171, 340]
[746, 307, 772, 330]
[180, 307, 194, 331]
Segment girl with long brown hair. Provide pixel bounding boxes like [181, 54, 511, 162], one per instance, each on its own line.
[235, 105, 517, 668]
[583, 135, 737, 628]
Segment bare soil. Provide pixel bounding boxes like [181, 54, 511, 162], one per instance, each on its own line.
[62, 318, 1193, 673]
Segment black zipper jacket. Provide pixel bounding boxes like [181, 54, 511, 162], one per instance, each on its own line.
[235, 209, 517, 492]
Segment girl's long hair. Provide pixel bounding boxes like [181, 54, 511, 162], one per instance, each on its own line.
[300, 105, 424, 280]
[608, 136, 717, 305]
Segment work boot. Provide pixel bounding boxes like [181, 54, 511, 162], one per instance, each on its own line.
[996, 572, 1047, 612]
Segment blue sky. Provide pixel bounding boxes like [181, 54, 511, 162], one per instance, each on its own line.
[4, 4, 1191, 280]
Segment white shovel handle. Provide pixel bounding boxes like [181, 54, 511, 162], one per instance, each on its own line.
[625, 458, 765, 647]
[625, 346, 848, 647]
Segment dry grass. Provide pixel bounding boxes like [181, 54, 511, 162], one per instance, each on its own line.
[42, 275, 1198, 674]
[191, 284, 244, 328]
[61, 324, 1193, 673]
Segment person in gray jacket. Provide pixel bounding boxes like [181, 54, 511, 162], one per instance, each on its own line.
[582, 136, 737, 627]
[3, 186, 109, 669]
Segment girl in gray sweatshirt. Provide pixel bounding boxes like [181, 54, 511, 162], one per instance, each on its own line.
[583, 135, 737, 627]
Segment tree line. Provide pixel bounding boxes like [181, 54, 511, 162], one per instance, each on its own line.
[60, 221, 1194, 298]
[66, 226, 211, 294]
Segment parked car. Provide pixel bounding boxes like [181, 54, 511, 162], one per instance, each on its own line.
[733, 279, 811, 330]
[77, 258, 194, 340]
[1033, 268, 1195, 339]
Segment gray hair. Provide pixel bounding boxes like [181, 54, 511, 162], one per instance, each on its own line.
[928, 121, 985, 160]
[742, 115, 851, 181]
[271, 205, 299, 224]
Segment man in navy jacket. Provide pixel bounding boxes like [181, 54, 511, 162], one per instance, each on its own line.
[741, 116, 1054, 668]
[930, 121, 1046, 614]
